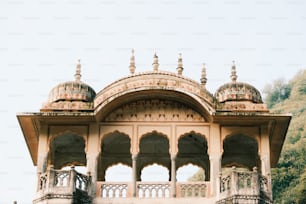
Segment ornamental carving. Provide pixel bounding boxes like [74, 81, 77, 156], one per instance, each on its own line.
[95, 71, 215, 112]
[105, 99, 205, 122]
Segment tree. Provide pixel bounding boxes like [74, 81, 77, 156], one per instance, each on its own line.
[263, 78, 291, 108]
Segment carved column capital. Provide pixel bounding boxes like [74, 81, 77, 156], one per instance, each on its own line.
[170, 154, 177, 161]
[132, 154, 138, 161]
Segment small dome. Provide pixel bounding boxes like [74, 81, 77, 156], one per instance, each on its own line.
[215, 82, 263, 103]
[47, 81, 96, 103]
[215, 61, 263, 104]
[41, 60, 96, 111]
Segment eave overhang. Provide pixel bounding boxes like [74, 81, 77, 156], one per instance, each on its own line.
[212, 112, 292, 167]
[16, 112, 95, 165]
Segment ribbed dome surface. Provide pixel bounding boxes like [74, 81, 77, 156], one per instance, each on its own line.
[215, 82, 263, 103]
[48, 81, 96, 103]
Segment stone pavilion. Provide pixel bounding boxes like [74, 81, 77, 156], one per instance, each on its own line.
[17, 51, 291, 204]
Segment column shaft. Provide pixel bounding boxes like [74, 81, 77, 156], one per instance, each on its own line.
[132, 154, 138, 197]
[171, 156, 176, 198]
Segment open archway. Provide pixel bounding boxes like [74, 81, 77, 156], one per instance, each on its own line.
[141, 164, 169, 181]
[177, 163, 205, 182]
[222, 134, 259, 170]
[177, 132, 210, 181]
[50, 134, 86, 169]
[99, 131, 131, 181]
[105, 163, 132, 182]
[138, 131, 170, 181]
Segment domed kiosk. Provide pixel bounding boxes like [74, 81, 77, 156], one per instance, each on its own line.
[41, 60, 96, 112]
[214, 61, 267, 112]
[17, 52, 291, 204]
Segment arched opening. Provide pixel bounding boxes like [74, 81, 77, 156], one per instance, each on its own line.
[177, 164, 205, 182]
[99, 131, 131, 181]
[138, 131, 170, 181]
[105, 163, 132, 182]
[177, 132, 210, 181]
[139, 163, 170, 198]
[141, 164, 169, 181]
[222, 134, 259, 170]
[50, 134, 86, 169]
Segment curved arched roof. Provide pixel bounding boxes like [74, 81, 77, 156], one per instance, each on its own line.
[94, 71, 216, 121]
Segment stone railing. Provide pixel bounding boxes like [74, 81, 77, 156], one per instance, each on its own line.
[97, 181, 210, 199]
[35, 166, 92, 203]
[97, 182, 130, 198]
[137, 182, 170, 198]
[177, 182, 209, 198]
[217, 167, 271, 203]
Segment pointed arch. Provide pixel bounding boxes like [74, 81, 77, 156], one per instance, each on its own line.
[177, 163, 205, 182]
[99, 131, 132, 181]
[49, 133, 86, 169]
[222, 134, 260, 170]
[105, 163, 132, 182]
[138, 131, 170, 179]
[177, 131, 210, 181]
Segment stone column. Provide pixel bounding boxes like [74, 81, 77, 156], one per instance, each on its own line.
[86, 153, 99, 196]
[37, 124, 49, 174]
[209, 124, 222, 197]
[170, 155, 177, 198]
[132, 154, 138, 197]
[260, 125, 272, 197]
[86, 124, 100, 197]
[210, 154, 221, 197]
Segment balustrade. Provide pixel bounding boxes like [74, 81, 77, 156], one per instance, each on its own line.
[137, 182, 170, 198]
[218, 167, 271, 203]
[98, 182, 129, 198]
[54, 170, 70, 187]
[177, 182, 208, 198]
[36, 166, 91, 194]
[38, 172, 47, 191]
[97, 181, 210, 199]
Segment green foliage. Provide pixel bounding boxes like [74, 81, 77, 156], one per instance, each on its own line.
[270, 69, 306, 203]
[263, 78, 291, 108]
[187, 168, 205, 182]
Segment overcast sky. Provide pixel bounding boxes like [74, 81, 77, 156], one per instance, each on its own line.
[1, 0, 306, 203]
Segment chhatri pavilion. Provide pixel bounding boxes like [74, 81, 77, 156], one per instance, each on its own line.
[17, 51, 291, 204]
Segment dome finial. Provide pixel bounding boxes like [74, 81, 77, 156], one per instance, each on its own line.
[129, 49, 136, 74]
[177, 53, 184, 75]
[231, 60, 237, 82]
[75, 59, 81, 82]
[201, 63, 207, 87]
[152, 52, 159, 72]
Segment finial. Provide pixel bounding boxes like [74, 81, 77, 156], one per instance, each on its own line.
[231, 60, 237, 82]
[74, 59, 81, 82]
[177, 53, 184, 75]
[200, 63, 207, 87]
[152, 52, 159, 72]
[129, 49, 136, 74]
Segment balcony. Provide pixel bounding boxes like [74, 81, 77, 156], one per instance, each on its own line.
[34, 166, 272, 204]
[217, 167, 272, 204]
[34, 166, 92, 204]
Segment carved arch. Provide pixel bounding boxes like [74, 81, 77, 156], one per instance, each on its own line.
[48, 129, 88, 153]
[177, 132, 210, 181]
[49, 133, 86, 169]
[222, 134, 260, 170]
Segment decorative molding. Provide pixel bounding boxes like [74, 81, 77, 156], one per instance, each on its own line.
[105, 99, 205, 122]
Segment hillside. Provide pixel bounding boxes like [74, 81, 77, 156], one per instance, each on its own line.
[267, 70, 306, 203]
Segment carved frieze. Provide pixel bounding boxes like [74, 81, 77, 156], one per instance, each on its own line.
[105, 99, 205, 122]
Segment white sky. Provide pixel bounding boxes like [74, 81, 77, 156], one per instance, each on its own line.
[1, 0, 306, 203]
